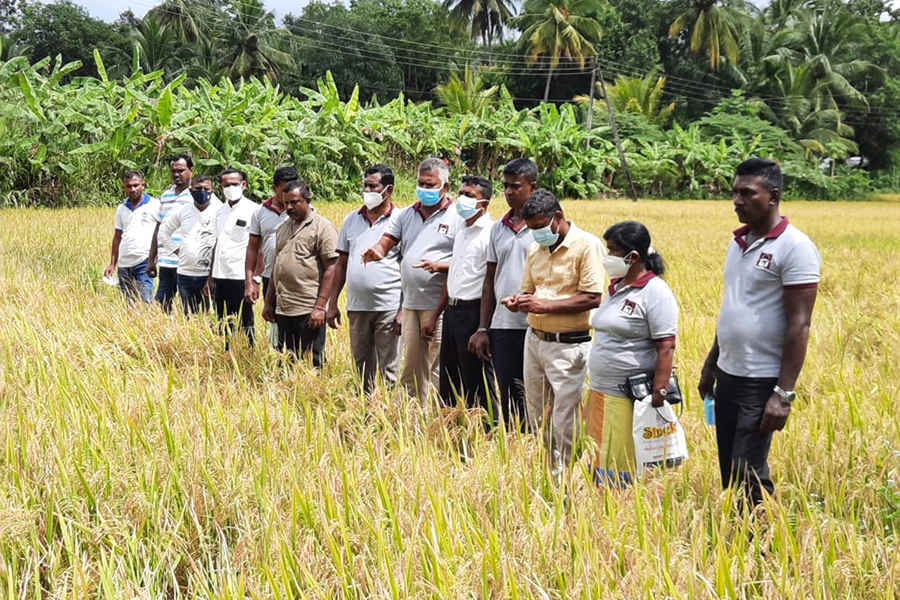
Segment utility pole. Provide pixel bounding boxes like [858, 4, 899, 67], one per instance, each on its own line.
[585, 56, 597, 151]
[597, 59, 638, 202]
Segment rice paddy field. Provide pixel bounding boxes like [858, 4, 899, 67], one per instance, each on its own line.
[0, 199, 898, 598]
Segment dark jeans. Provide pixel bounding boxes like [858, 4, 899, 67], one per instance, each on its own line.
[439, 303, 498, 422]
[118, 260, 154, 303]
[214, 278, 255, 346]
[155, 266, 179, 313]
[715, 367, 779, 506]
[490, 328, 528, 430]
[277, 313, 326, 367]
[177, 274, 210, 315]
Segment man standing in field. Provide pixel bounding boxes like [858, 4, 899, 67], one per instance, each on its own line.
[468, 158, 539, 428]
[421, 176, 498, 418]
[327, 164, 403, 394]
[263, 180, 339, 367]
[147, 154, 194, 312]
[210, 168, 259, 345]
[698, 157, 820, 507]
[503, 189, 604, 477]
[104, 170, 160, 303]
[361, 157, 462, 405]
[158, 175, 222, 314]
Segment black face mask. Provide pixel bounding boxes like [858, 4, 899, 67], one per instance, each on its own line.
[191, 189, 212, 205]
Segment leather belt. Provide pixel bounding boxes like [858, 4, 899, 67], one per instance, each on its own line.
[531, 328, 592, 343]
[447, 298, 480, 307]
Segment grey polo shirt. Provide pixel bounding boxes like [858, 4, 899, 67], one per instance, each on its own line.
[384, 199, 462, 311]
[717, 217, 821, 378]
[487, 210, 532, 330]
[249, 198, 289, 279]
[336, 204, 402, 312]
[589, 272, 679, 396]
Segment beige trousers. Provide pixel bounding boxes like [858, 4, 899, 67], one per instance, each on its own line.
[400, 309, 443, 404]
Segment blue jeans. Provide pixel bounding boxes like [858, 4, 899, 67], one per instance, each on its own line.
[177, 274, 210, 315]
[118, 260, 154, 303]
[155, 266, 179, 313]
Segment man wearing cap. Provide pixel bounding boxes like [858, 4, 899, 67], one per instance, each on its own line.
[502, 189, 605, 476]
[104, 170, 160, 303]
[327, 164, 403, 393]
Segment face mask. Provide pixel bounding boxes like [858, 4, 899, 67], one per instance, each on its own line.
[455, 194, 481, 220]
[416, 186, 442, 206]
[222, 184, 243, 202]
[363, 191, 385, 210]
[191, 189, 212, 205]
[602, 252, 635, 279]
[532, 220, 559, 247]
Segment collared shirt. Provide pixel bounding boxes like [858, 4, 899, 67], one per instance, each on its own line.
[384, 198, 463, 311]
[336, 204, 402, 311]
[114, 193, 160, 268]
[156, 185, 193, 268]
[213, 196, 259, 280]
[447, 212, 494, 301]
[159, 197, 223, 277]
[249, 199, 289, 278]
[520, 222, 606, 333]
[487, 210, 532, 329]
[717, 217, 821, 378]
[272, 210, 339, 316]
[589, 271, 679, 396]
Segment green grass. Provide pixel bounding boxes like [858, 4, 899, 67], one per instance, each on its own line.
[0, 199, 898, 598]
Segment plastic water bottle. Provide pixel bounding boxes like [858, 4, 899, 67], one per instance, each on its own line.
[704, 394, 716, 426]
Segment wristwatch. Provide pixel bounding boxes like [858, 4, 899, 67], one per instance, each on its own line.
[252, 275, 263, 284]
[656, 387, 668, 398]
[773, 385, 796, 404]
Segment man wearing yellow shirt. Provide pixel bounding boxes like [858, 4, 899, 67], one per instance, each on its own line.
[502, 189, 605, 476]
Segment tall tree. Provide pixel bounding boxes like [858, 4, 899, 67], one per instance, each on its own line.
[217, 0, 293, 81]
[146, 0, 218, 44]
[668, 0, 748, 69]
[131, 17, 185, 76]
[443, 0, 515, 47]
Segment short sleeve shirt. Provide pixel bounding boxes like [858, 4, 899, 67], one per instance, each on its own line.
[213, 197, 259, 280]
[384, 199, 463, 311]
[447, 213, 493, 301]
[159, 197, 223, 277]
[487, 211, 532, 330]
[156, 185, 193, 268]
[589, 272, 679, 396]
[336, 205, 402, 311]
[114, 193, 160, 268]
[717, 217, 821, 378]
[520, 223, 606, 332]
[249, 199, 289, 278]
[273, 211, 339, 316]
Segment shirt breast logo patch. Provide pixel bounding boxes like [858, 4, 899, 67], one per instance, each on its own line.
[621, 299, 637, 316]
[756, 252, 774, 270]
[437, 223, 450, 235]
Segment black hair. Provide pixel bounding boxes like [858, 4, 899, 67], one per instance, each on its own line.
[502, 158, 538, 182]
[365, 164, 395, 188]
[168, 153, 193, 169]
[283, 179, 311, 198]
[191, 174, 212, 186]
[461, 175, 493, 200]
[219, 168, 245, 182]
[522, 188, 561, 219]
[735, 157, 783, 193]
[603, 220, 666, 277]
[273, 166, 299, 186]
[122, 169, 143, 181]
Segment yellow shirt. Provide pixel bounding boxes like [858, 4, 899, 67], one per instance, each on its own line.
[520, 223, 606, 332]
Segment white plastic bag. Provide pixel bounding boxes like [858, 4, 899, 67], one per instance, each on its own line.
[632, 396, 688, 476]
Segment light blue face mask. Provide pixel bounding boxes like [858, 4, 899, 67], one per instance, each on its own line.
[416, 186, 442, 206]
[455, 194, 481, 220]
[532, 220, 559, 247]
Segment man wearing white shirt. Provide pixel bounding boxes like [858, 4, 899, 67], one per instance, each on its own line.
[422, 176, 497, 418]
[211, 168, 260, 345]
[158, 175, 223, 314]
[104, 170, 160, 303]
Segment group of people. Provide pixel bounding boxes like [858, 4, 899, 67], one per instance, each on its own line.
[103, 154, 820, 505]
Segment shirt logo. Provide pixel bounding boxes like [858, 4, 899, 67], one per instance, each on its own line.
[621, 299, 636, 315]
[756, 252, 774, 270]
[437, 223, 450, 235]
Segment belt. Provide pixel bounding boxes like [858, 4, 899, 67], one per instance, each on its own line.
[447, 298, 480, 308]
[531, 328, 592, 343]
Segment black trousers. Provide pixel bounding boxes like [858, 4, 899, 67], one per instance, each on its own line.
[439, 303, 498, 421]
[214, 278, 255, 346]
[715, 367, 778, 506]
[489, 328, 527, 430]
[155, 266, 179, 314]
[277, 313, 326, 368]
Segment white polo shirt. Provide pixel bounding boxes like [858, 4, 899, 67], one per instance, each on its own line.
[447, 212, 493, 301]
[156, 185, 193, 269]
[159, 197, 223, 277]
[589, 271, 679, 397]
[248, 199, 289, 279]
[336, 204, 402, 312]
[487, 210, 532, 330]
[213, 196, 260, 281]
[114, 193, 160, 268]
[717, 217, 821, 378]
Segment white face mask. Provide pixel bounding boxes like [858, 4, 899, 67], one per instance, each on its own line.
[222, 184, 243, 202]
[602, 252, 634, 279]
[363, 191, 385, 210]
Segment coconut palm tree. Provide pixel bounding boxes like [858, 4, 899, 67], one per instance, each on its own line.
[436, 64, 500, 115]
[577, 72, 675, 125]
[216, 0, 293, 82]
[514, 0, 604, 102]
[669, 0, 749, 69]
[131, 18, 185, 76]
[443, 0, 516, 48]
[146, 0, 215, 44]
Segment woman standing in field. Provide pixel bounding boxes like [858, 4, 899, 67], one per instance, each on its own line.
[587, 221, 679, 487]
